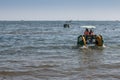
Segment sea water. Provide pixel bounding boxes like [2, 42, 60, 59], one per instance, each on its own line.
[0, 21, 120, 80]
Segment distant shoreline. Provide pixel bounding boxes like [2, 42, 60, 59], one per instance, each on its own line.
[0, 20, 119, 22]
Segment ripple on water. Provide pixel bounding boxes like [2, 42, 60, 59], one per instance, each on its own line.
[0, 21, 120, 80]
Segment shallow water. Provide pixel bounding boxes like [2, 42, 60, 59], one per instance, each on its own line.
[0, 21, 120, 80]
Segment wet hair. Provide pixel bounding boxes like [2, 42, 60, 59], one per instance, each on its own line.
[85, 28, 89, 32]
[90, 29, 93, 32]
[89, 29, 93, 35]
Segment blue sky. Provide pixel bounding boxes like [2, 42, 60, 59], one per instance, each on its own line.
[0, 0, 120, 20]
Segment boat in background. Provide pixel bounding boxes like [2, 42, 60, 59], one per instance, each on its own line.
[63, 23, 70, 28]
[63, 20, 72, 28]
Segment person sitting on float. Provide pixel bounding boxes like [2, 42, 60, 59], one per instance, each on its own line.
[89, 29, 94, 43]
[84, 28, 89, 40]
[84, 28, 89, 35]
[89, 29, 94, 35]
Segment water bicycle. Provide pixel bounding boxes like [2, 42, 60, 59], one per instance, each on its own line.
[77, 26, 104, 47]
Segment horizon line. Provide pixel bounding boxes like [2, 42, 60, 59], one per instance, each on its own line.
[0, 19, 119, 21]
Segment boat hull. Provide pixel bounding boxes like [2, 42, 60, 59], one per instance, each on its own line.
[77, 35, 104, 47]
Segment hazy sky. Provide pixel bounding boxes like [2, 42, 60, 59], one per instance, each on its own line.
[0, 0, 120, 20]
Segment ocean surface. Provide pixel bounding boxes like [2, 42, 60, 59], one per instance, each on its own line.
[0, 21, 120, 80]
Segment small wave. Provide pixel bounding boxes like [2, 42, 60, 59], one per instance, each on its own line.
[79, 45, 106, 50]
[102, 44, 106, 48]
[0, 71, 31, 76]
[80, 46, 88, 49]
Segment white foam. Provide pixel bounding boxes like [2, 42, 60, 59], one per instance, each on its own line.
[102, 44, 106, 48]
[80, 45, 88, 49]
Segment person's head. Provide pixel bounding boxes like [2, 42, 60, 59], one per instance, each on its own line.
[90, 29, 93, 32]
[85, 28, 89, 32]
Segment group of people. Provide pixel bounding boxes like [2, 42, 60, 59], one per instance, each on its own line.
[84, 28, 94, 43]
[84, 28, 94, 35]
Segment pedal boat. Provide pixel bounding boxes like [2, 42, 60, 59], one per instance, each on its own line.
[77, 26, 104, 47]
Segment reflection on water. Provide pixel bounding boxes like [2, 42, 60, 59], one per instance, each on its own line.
[0, 21, 120, 80]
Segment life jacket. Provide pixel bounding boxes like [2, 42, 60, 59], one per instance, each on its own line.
[84, 31, 89, 35]
[89, 32, 94, 35]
